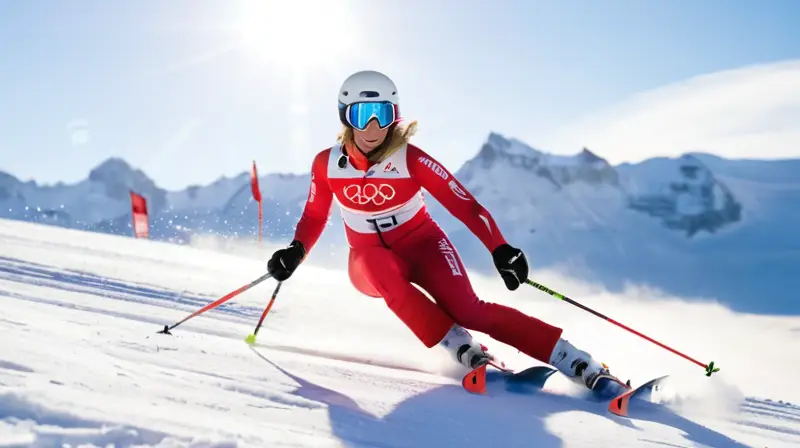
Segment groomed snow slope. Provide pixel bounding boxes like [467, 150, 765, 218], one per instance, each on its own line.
[0, 219, 797, 447]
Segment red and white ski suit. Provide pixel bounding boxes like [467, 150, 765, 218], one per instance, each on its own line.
[292, 141, 563, 363]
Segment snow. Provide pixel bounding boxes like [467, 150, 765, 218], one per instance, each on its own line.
[1, 218, 798, 447]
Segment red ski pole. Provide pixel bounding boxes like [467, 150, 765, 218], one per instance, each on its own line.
[158, 272, 272, 335]
[245, 281, 282, 345]
[525, 279, 720, 376]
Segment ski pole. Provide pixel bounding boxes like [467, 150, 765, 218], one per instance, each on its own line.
[524, 279, 720, 377]
[158, 272, 272, 335]
[245, 281, 282, 345]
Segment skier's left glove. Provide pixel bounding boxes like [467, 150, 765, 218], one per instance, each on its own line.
[491, 243, 528, 291]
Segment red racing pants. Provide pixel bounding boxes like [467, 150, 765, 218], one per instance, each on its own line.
[347, 218, 563, 364]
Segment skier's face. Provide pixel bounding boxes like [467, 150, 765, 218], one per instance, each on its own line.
[353, 119, 389, 153]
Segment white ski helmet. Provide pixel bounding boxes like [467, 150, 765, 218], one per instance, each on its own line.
[337, 70, 400, 128]
[338, 70, 399, 106]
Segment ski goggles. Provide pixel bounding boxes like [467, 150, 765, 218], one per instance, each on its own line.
[341, 101, 398, 131]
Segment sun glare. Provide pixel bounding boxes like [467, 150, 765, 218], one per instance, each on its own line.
[238, 0, 355, 71]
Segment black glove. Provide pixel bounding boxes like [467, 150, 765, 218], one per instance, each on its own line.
[492, 243, 528, 291]
[267, 240, 306, 281]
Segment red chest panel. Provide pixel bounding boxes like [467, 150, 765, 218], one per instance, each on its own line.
[329, 176, 419, 213]
[325, 144, 427, 235]
[326, 144, 421, 213]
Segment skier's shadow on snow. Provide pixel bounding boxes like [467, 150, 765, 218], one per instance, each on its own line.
[252, 350, 748, 448]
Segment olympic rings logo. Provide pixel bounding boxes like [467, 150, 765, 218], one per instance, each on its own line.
[343, 183, 396, 206]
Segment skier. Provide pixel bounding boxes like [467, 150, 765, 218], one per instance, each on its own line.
[267, 70, 624, 394]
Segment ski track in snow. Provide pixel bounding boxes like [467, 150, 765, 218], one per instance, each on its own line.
[0, 219, 798, 447]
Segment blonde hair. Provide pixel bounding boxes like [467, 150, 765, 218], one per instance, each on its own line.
[337, 120, 419, 163]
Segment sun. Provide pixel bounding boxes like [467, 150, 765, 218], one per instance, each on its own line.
[237, 0, 355, 72]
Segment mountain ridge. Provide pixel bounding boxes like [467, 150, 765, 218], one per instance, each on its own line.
[2, 139, 797, 202]
[2, 133, 798, 314]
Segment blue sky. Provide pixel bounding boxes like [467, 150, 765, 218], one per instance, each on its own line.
[1, 0, 799, 190]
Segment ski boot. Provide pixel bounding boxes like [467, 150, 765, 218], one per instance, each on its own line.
[437, 324, 498, 370]
[548, 338, 630, 398]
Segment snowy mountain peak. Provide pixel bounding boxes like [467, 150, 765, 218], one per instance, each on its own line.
[577, 147, 607, 166]
[485, 132, 545, 158]
[86, 157, 166, 210]
[88, 158, 147, 188]
[0, 171, 24, 202]
[467, 133, 619, 188]
[0, 158, 170, 228]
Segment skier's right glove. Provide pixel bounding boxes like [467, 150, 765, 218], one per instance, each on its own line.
[267, 240, 306, 281]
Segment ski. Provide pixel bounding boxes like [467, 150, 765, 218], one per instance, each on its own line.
[607, 375, 669, 417]
[462, 363, 669, 418]
[461, 363, 558, 394]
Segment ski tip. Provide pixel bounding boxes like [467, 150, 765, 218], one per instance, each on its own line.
[608, 392, 631, 417]
[607, 382, 639, 417]
[462, 364, 488, 394]
[608, 375, 669, 417]
[244, 334, 257, 346]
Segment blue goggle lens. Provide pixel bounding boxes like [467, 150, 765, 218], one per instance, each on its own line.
[346, 102, 396, 130]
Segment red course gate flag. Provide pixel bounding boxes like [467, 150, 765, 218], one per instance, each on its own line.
[251, 160, 263, 245]
[130, 191, 149, 238]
